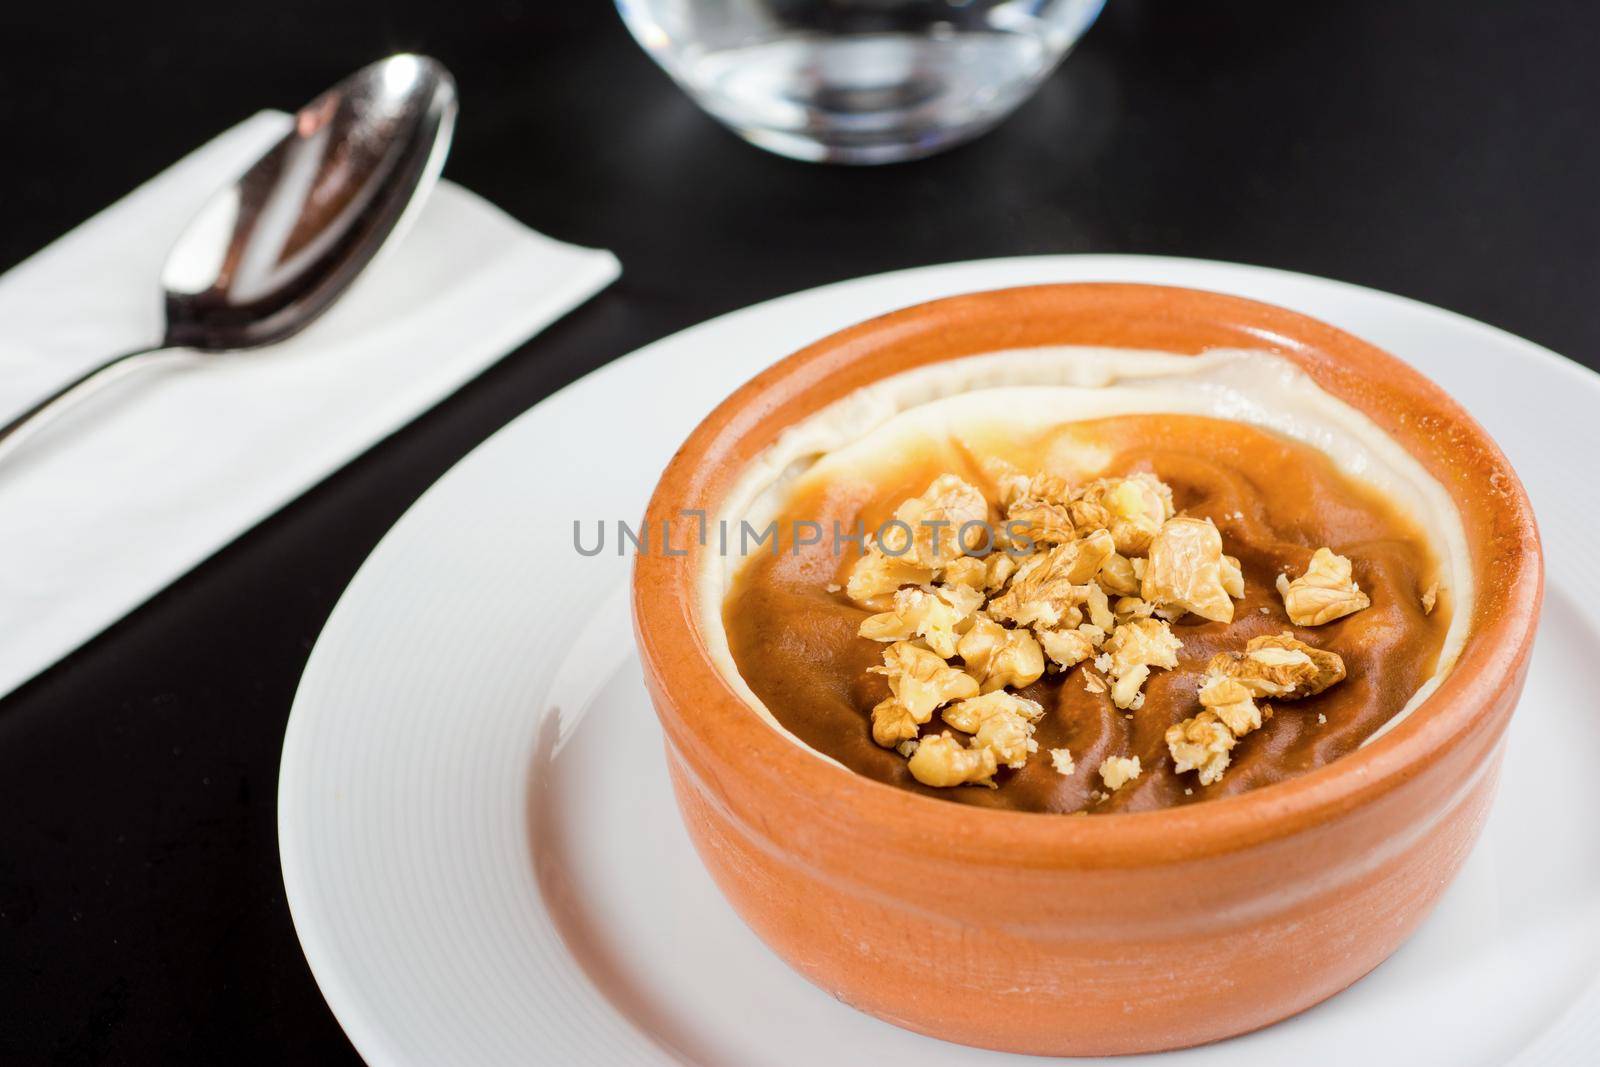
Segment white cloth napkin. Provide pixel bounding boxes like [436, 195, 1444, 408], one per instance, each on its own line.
[0, 111, 620, 699]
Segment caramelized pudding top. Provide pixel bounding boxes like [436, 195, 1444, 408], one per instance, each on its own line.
[721, 411, 1452, 814]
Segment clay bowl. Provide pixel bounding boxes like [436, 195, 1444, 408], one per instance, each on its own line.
[631, 283, 1542, 1056]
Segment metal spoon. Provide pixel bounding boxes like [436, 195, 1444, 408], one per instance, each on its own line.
[0, 54, 457, 464]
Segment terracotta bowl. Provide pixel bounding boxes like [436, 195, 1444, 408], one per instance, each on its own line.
[631, 284, 1542, 1056]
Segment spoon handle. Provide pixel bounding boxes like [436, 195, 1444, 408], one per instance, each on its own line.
[0, 346, 174, 466]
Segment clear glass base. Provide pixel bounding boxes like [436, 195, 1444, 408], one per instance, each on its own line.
[675, 30, 1067, 165]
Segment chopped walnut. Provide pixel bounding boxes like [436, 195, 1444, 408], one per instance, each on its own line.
[1109, 670, 1149, 711]
[940, 555, 987, 589]
[986, 531, 1114, 628]
[1113, 595, 1156, 624]
[1097, 552, 1142, 597]
[1221, 554, 1245, 599]
[836, 464, 1365, 795]
[866, 642, 979, 746]
[937, 581, 986, 616]
[907, 731, 998, 788]
[1082, 581, 1115, 632]
[1165, 711, 1235, 786]
[844, 541, 935, 609]
[884, 474, 990, 568]
[1037, 627, 1096, 671]
[943, 689, 1047, 729]
[1210, 632, 1346, 700]
[1078, 622, 1108, 646]
[1142, 517, 1238, 623]
[1169, 634, 1341, 786]
[984, 551, 1021, 592]
[1421, 582, 1439, 615]
[1276, 547, 1371, 626]
[860, 584, 983, 658]
[1072, 474, 1174, 556]
[993, 465, 1030, 510]
[971, 713, 1037, 769]
[1064, 529, 1117, 581]
[869, 700, 919, 748]
[942, 691, 1044, 768]
[1103, 618, 1182, 709]
[1098, 755, 1142, 791]
[1197, 674, 1267, 736]
[1066, 495, 1110, 538]
[1005, 497, 1076, 547]
[1001, 471, 1073, 509]
[956, 613, 1045, 693]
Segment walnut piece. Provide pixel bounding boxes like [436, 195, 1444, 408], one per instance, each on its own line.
[1113, 595, 1156, 624]
[1220, 554, 1245, 599]
[1209, 632, 1346, 700]
[1097, 552, 1142, 597]
[986, 530, 1114, 628]
[844, 541, 935, 609]
[1276, 547, 1371, 626]
[1081, 580, 1115, 631]
[1168, 633, 1344, 785]
[1141, 517, 1237, 623]
[940, 555, 987, 589]
[1001, 471, 1074, 510]
[943, 691, 1047, 730]
[1197, 674, 1267, 736]
[1037, 627, 1096, 671]
[870, 701, 921, 748]
[956, 614, 1045, 693]
[907, 731, 997, 788]
[1165, 711, 1235, 786]
[1050, 748, 1076, 776]
[1103, 617, 1182, 709]
[984, 551, 1021, 592]
[885, 474, 990, 568]
[942, 691, 1044, 768]
[859, 584, 983, 658]
[1098, 755, 1142, 791]
[1072, 474, 1174, 556]
[867, 642, 979, 747]
[1005, 497, 1076, 547]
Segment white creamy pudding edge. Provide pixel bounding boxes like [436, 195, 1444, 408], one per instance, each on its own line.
[698, 347, 1473, 759]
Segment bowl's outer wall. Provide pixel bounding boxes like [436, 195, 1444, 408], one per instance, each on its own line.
[649, 657, 1522, 1056]
[630, 284, 1544, 1055]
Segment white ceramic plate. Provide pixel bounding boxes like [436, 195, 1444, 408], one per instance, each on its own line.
[279, 256, 1600, 1066]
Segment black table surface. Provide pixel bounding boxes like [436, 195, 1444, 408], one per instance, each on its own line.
[2, 1, 1596, 1062]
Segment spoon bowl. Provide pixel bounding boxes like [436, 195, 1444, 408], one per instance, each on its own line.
[162, 54, 457, 350]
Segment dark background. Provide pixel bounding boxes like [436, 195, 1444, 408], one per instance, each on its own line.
[1, 1, 1595, 1062]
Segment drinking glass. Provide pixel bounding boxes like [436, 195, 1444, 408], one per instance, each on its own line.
[617, 0, 1106, 164]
